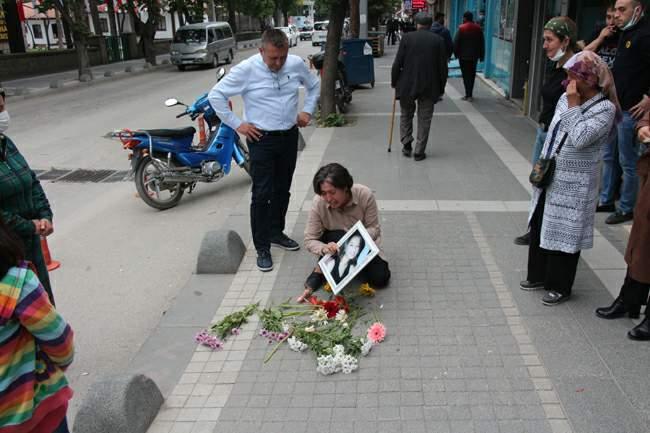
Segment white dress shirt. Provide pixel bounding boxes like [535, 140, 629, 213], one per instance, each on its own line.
[208, 53, 320, 131]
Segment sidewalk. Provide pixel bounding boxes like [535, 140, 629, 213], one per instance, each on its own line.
[139, 44, 648, 433]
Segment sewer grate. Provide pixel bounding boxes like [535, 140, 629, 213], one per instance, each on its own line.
[56, 169, 116, 183]
[38, 169, 72, 180]
[102, 170, 130, 183]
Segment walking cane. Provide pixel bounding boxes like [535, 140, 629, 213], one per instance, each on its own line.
[388, 95, 396, 152]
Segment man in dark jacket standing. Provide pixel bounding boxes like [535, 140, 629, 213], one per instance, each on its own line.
[391, 13, 448, 161]
[600, 0, 650, 225]
[454, 11, 485, 101]
[431, 12, 453, 60]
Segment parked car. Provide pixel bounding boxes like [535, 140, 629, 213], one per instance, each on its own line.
[170, 22, 236, 71]
[299, 25, 313, 40]
[275, 26, 299, 47]
[312, 21, 329, 46]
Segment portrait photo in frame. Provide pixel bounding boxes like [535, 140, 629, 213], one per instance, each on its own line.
[318, 221, 380, 295]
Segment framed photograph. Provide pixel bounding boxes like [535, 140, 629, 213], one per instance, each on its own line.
[318, 221, 380, 295]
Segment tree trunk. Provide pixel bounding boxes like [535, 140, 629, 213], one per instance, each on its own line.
[283, 11, 288, 26]
[141, 22, 157, 65]
[320, 0, 346, 118]
[73, 30, 92, 77]
[55, 8, 65, 48]
[44, 18, 52, 49]
[62, 11, 74, 48]
[171, 10, 176, 37]
[206, 0, 215, 21]
[106, 0, 119, 36]
[88, 0, 102, 35]
[349, 0, 359, 38]
[226, 0, 237, 33]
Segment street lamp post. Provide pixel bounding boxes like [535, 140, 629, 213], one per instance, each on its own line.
[359, 0, 367, 38]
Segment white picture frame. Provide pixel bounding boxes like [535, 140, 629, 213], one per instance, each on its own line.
[318, 221, 380, 295]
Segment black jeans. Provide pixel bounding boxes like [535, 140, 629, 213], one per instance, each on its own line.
[620, 271, 650, 307]
[459, 59, 478, 98]
[527, 191, 581, 296]
[321, 230, 391, 288]
[248, 127, 298, 252]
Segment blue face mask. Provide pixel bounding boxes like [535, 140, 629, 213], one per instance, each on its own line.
[621, 6, 642, 31]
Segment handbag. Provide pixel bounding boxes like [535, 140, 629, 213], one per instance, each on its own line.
[529, 122, 566, 188]
[529, 96, 608, 188]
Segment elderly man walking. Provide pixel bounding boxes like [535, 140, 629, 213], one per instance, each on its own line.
[391, 13, 448, 161]
[209, 29, 320, 272]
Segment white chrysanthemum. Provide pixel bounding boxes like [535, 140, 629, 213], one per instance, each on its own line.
[287, 336, 308, 352]
[335, 310, 348, 322]
[361, 338, 373, 356]
[333, 344, 345, 356]
[282, 321, 291, 333]
[310, 308, 328, 322]
[340, 354, 358, 374]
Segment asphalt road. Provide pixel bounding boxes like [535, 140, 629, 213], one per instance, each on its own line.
[6, 39, 321, 421]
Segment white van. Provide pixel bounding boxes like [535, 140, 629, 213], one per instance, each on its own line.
[170, 22, 236, 71]
[312, 21, 329, 46]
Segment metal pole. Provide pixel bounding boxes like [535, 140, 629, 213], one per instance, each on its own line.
[359, 0, 367, 38]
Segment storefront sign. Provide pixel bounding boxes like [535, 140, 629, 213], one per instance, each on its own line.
[412, 0, 425, 9]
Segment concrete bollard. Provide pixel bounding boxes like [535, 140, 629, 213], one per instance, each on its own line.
[104, 71, 113, 77]
[196, 230, 246, 274]
[143, 62, 152, 69]
[73, 374, 163, 433]
[79, 74, 92, 82]
[49, 80, 64, 89]
[125, 66, 134, 73]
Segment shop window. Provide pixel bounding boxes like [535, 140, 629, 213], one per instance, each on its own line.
[32, 24, 43, 39]
[493, 0, 515, 42]
[51, 23, 58, 38]
[100, 17, 109, 33]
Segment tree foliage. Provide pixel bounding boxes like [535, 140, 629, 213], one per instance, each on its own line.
[238, 0, 275, 28]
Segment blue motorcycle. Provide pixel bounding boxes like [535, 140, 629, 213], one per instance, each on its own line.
[112, 68, 250, 210]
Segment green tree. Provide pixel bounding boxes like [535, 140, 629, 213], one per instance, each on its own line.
[239, 0, 274, 31]
[274, 0, 299, 25]
[51, 0, 92, 77]
[319, 0, 346, 118]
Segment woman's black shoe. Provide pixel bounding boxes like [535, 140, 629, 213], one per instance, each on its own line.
[514, 232, 530, 246]
[628, 317, 650, 341]
[520, 280, 544, 291]
[595, 297, 641, 319]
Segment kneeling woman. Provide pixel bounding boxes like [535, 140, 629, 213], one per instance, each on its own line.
[520, 51, 618, 305]
[298, 163, 390, 302]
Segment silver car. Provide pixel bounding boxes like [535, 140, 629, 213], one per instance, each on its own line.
[170, 22, 236, 71]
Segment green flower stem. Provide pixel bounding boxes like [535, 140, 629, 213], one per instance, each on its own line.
[263, 330, 293, 364]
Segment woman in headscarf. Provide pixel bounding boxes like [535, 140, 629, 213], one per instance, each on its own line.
[519, 50, 619, 306]
[515, 16, 579, 245]
[595, 110, 650, 340]
[0, 88, 56, 304]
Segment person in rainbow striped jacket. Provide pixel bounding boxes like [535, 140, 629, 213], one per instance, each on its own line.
[0, 216, 74, 433]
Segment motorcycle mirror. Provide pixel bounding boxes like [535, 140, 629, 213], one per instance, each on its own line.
[165, 98, 179, 107]
[216, 68, 226, 81]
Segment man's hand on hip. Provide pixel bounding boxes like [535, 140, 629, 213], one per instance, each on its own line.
[237, 122, 263, 141]
[296, 112, 311, 127]
[630, 95, 650, 120]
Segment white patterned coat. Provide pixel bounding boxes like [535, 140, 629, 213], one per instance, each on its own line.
[529, 93, 616, 254]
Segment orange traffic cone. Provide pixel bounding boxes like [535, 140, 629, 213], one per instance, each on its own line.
[40, 237, 61, 272]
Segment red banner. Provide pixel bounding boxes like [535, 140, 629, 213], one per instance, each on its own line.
[412, 0, 425, 9]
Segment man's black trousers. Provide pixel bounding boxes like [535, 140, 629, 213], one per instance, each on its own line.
[248, 127, 298, 252]
[459, 59, 478, 98]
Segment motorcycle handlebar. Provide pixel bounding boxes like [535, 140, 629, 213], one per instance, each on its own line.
[176, 111, 188, 119]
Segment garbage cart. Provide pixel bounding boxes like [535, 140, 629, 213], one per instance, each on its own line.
[341, 39, 375, 88]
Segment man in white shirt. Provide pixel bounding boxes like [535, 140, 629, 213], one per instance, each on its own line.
[209, 29, 320, 272]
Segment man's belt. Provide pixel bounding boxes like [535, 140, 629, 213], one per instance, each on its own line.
[260, 125, 297, 136]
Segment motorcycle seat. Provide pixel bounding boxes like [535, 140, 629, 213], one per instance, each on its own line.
[135, 127, 196, 138]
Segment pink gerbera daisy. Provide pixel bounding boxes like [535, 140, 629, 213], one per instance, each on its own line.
[367, 322, 386, 343]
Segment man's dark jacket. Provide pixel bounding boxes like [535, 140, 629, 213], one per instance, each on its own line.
[612, 16, 650, 111]
[391, 29, 448, 99]
[431, 21, 453, 60]
[453, 21, 485, 61]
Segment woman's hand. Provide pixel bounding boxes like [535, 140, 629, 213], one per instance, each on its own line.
[321, 242, 339, 256]
[566, 80, 580, 108]
[638, 126, 650, 143]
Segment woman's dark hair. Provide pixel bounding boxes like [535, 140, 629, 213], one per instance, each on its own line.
[313, 163, 354, 195]
[343, 234, 366, 266]
[0, 216, 25, 278]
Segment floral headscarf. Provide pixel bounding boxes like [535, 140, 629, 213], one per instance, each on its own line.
[544, 16, 577, 43]
[562, 50, 622, 123]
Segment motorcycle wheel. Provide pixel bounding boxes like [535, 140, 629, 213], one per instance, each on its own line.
[135, 156, 185, 210]
[235, 138, 251, 176]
